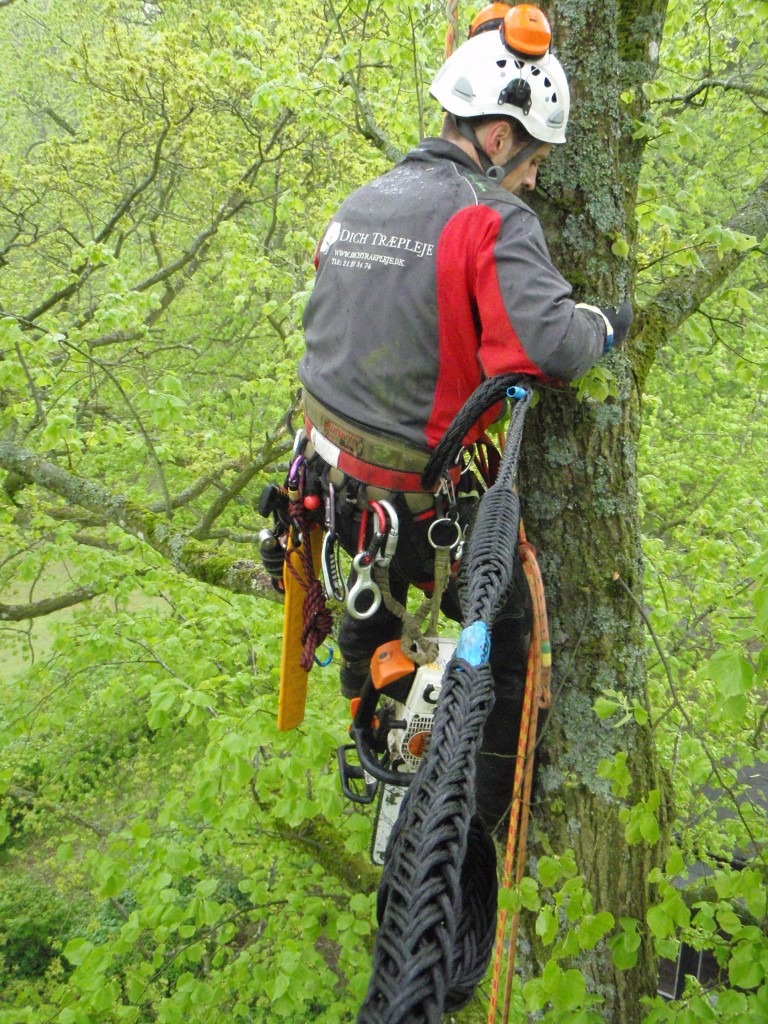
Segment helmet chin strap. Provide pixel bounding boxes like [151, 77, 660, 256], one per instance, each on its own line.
[453, 116, 541, 183]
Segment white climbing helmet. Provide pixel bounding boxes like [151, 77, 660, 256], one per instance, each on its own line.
[429, 8, 570, 145]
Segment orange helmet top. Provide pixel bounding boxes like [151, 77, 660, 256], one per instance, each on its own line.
[468, 3, 512, 38]
[501, 5, 551, 57]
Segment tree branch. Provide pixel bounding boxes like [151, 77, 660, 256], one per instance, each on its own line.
[325, 0, 403, 164]
[190, 440, 288, 540]
[0, 585, 104, 621]
[645, 415, 756, 535]
[23, 119, 173, 324]
[0, 440, 281, 602]
[8, 785, 111, 837]
[613, 573, 766, 862]
[42, 105, 78, 136]
[42, 457, 250, 527]
[658, 78, 768, 111]
[632, 174, 768, 389]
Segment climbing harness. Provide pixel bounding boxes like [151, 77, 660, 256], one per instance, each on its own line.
[261, 369, 552, 1020]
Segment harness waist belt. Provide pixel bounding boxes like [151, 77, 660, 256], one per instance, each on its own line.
[302, 391, 459, 493]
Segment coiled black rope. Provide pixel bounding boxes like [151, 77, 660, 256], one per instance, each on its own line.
[357, 384, 533, 1024]
[421, 373, 530, 491]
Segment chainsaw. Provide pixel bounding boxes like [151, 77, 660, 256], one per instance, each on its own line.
[338, 635, 457, 865]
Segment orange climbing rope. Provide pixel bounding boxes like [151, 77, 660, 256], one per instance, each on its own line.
[487, 521, 551, 1024]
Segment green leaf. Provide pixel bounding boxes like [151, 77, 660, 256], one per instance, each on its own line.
[578, 911, 615, 949]
[707, 650, 754, 696]
[63, 938, 94, 965]
[729, 943, 766, 989]
[639, 809, 660, 844]
[538, 856, 562, 887]
[536, 906, 559, 945]
[647, 905, 673, 939]
[594, 697, 620, 719]
[552, 968, 591, 1012]
[665, 847, 685, 876]
[609, 917, 642, 970]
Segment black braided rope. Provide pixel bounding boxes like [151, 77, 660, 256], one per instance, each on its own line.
[366, 659, 496, 1021]
[463, 486, 520, 625]
[421, 373, 530, 491]
[357, 388, 532, 1024]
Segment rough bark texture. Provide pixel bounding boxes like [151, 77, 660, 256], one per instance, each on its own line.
[512, 2, 768, 1020]
[518, 370, 671, 1019]
[514, 3, 672, 1019]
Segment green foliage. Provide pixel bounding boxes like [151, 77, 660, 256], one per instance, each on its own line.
[0, 583, 376, 1022]
[0, 0, 766, 1022]
[0, 875, 88, 982]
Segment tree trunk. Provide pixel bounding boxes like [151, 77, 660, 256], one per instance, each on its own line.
[518, 368, 670, 1020]
[512, 3, 672, 1017]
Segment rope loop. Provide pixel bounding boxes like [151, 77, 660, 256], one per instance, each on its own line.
[285, 500, 333, 671]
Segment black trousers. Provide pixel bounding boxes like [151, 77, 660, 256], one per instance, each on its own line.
[333, 488, 532, 835]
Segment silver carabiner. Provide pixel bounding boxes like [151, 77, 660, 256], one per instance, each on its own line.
[454, 523, 468, 561]
[346, 553, 382, 620]
[375, 499, 399, 568]
[322, 530, 347, 601]
[291, 427, 306, 460]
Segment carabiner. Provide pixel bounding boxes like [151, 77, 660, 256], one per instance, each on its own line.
[322, 529, 347, 601]
[375, 499, 399, 567]
[287, 454, 304, 495]
[435, 472, 456, 507]
[346, 553, 382, 620]
[291, 428, 307, 460]
[314, 642, 334, 668]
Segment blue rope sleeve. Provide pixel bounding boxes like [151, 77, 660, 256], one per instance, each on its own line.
[456, 621, 490, 667]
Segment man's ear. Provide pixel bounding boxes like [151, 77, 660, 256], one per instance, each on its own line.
[485, 120, 512, 156]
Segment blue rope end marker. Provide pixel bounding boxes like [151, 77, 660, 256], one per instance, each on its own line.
[507, 386, 527, 401]
[456, 621, 490, 667]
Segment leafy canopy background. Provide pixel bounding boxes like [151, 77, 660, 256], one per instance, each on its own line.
[0, 0, 766, 1022]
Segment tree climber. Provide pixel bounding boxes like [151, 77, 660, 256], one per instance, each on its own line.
[297, 4, 633, 833]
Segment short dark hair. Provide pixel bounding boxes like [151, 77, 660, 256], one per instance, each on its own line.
[461, 114, 535, 147]
[442, 111, 536, 149]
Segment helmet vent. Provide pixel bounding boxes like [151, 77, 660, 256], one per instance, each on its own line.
[514, 59, 524, 69]
[544, 77, 551, 87]
[551, 92, 557, 102]
[497, 60, 507, 68]
[531, 67, 541, 76]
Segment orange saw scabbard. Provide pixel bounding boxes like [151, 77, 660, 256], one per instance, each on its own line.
[277, 527, 323, 731]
